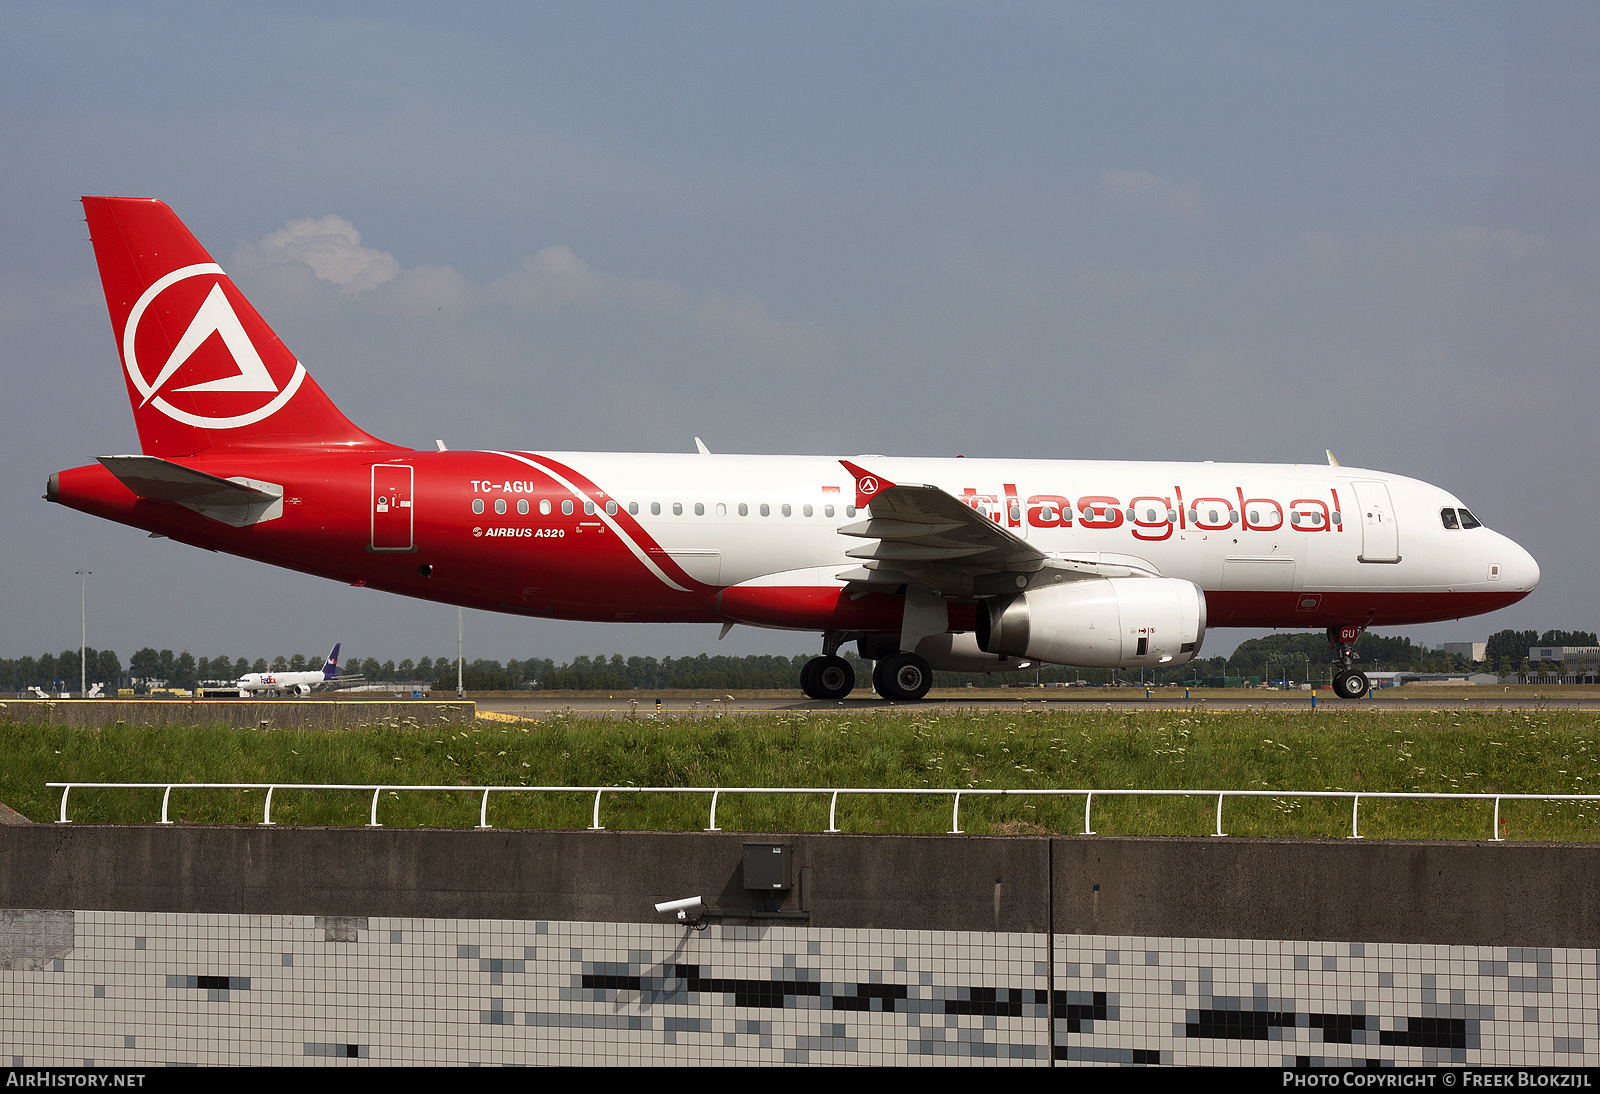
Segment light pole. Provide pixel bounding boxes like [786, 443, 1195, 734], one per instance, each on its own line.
[457, 606, 464, 698]
[75, 570, 91, 697]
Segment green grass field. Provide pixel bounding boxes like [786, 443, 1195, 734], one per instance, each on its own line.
[4, 706, 1597, 840]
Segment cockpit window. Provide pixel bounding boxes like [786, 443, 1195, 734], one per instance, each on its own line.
[1440, 508, 1460, 530]
[1459, 508, 1482, 529]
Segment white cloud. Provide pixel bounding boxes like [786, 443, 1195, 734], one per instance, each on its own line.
[234, 216, 814, 359]
[379, 265, 476, 315]
[234, 215, 402, 292]
[1100, 168, 1205, 221]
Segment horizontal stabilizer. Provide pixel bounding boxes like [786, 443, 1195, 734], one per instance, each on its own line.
[98, 455, 283, 528]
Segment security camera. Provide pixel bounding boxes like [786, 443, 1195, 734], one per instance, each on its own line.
[654, 896, 705, 921]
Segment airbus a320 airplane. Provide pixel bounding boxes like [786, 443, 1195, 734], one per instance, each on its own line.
[48, 198, 1540, 701]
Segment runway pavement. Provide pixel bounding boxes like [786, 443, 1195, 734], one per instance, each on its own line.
[476, 689, 1600, 718]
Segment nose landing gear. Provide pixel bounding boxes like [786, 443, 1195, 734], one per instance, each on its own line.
[1331, 670, 1370, 699]
[1328, 624, 1370, 699]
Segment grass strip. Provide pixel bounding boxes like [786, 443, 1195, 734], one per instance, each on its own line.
[3, 707, 1597, 840]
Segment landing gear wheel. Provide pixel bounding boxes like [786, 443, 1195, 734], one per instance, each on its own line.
[800, 658, 820, 696]
[802, 655, 855, 700]
[1332, 671, 1370, 700]
[876, 652, 933, 701]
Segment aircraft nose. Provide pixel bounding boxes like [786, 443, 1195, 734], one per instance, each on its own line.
[1501, 534, 1540, 592]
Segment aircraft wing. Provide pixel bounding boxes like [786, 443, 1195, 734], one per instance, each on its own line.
[98, 455, 282, 528]
[836, 460, 1048, 598]
[835, 461, 1165, 598]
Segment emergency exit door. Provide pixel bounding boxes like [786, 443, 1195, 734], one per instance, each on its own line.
[371, 464, 415, 552]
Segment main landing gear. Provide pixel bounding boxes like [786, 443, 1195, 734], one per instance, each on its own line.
[872, 652, 934, 702]
[800, 655, 855, 700]
[799, 634, 935, 702]
[1328, 624, 1370, 699]
[800, 632, 857, 700]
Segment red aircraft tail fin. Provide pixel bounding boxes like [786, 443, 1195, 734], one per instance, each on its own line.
[81, 196, 396, 457]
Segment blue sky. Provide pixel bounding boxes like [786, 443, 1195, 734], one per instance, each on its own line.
[2, 2, 1593, 667]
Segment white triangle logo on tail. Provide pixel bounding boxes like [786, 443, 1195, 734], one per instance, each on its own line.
[123, 263, 308, 430]
[141, 283, 278, 405]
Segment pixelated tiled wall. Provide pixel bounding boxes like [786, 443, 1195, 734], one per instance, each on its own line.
[4, 910, 1597, 1065]
[1054, 935, 1600, 1067]
[1, 911, 1048, 1066]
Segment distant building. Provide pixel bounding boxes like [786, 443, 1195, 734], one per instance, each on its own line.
[1440, 642, 1487, 662]
[1529, 646, 1600, 673]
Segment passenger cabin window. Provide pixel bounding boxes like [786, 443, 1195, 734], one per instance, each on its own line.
[760, 503, 770, 517]
[1459, 508, 1482, 529]
[605, 501, 617, 516]
[562, 500, 573, 516]
[628, 502, 638, 515]
[781, 503, 791, 517]
[1440, 508, 1460, 530]
[472, 499, 484, 515]
[494, 499, 506, 515]
[583, 500, 595, 515]
[803, 504, 813, 517]
[673, 502, 683, 516]
[825, 505, 835, 518]
[846, 505, 856, 517]
[651, 502, 661, 516]
[517, 499, 528, 515]
[539, 499, 551, 515]
[738, 503, 749, 516]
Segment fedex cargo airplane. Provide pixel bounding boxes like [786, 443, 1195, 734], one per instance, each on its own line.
[47, 198, 1540, 701]
[233, 643, 347, 697]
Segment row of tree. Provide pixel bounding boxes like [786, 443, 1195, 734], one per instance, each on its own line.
[2, 627, 1593, 694]
[1484, 630, 1597, 669]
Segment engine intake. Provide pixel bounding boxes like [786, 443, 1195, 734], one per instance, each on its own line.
[976, 577, 1206, 668]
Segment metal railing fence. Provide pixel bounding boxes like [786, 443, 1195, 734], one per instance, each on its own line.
[44, 781, 1600, 841]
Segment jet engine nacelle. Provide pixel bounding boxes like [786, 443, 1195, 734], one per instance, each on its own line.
[976, 577, 1207, 668]
[293, 683, 312, 696]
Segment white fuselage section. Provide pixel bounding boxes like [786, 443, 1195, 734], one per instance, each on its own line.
[488, 452, 1538, 621]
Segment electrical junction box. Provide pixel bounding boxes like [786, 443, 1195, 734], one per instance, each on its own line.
[742, 843, 792, 891]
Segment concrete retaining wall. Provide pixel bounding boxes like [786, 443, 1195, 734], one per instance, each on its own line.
[6, 824, 1598, 946]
